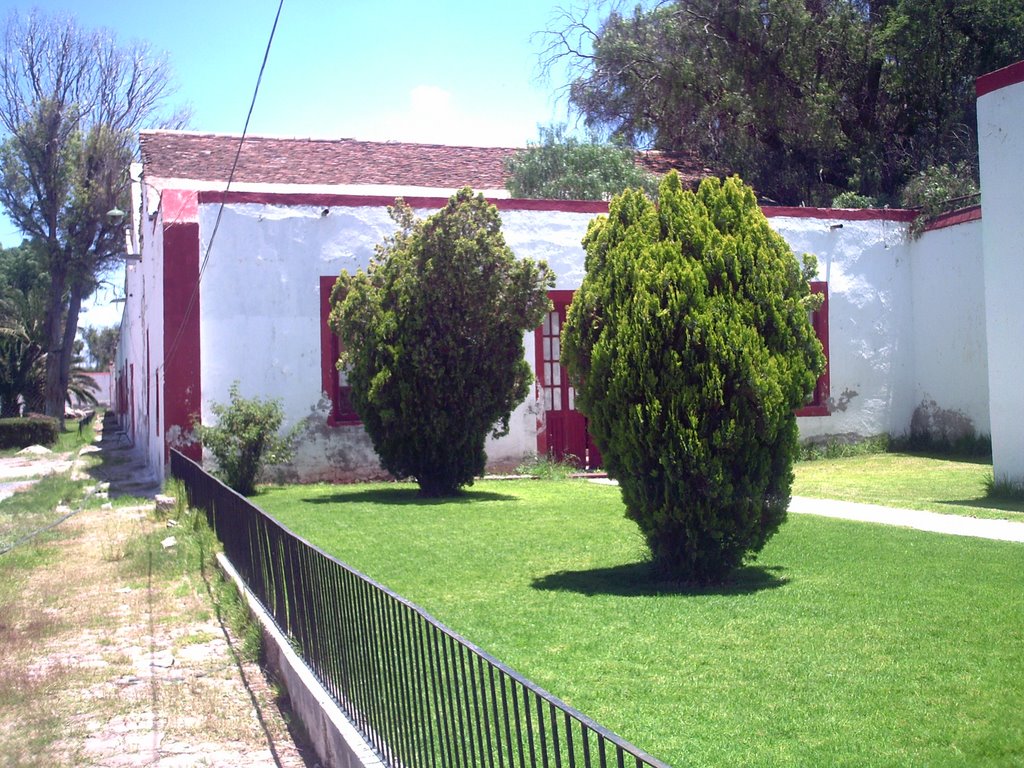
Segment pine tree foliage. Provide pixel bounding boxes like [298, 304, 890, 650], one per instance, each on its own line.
[562, 172, 825, 583]
[330, 189, 554, 497]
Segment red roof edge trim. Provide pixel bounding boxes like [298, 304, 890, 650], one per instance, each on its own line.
[196, 191, 922, 222]
[922, 205, 982, 233]
[196, 190, 610, 214]
[977, 60, 1024, 98]
[762, 206, 917, 223]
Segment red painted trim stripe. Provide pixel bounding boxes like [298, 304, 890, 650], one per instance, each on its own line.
[163, 222, 202, 462]
[923, 205, 982, 233]
[763, 206, 917, 223]
[197, 190, 609, 214]
[977, 59, 1024, 98]
[195, 190, 917, 221]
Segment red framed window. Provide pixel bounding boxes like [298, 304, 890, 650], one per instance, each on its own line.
[319, 276, 360, 425]
[796, 280, 830, 417]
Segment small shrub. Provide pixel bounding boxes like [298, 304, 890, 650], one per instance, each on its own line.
[193, 382, 296, 496]
[0, 415, 58, 449]
[830, 191, 879, 209]
[985, 474, 1024, 502]
[799, 434, 890, 461]
[889, 431, 992, 458]
[900, 162, 979, 236]
[513, 455, 581, 480]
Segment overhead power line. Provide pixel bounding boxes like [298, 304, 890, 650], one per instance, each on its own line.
[161, 0, 284, 371]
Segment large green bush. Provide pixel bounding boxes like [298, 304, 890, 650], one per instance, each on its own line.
[0, 414, 58, 449]
[562, 173, 825, 583]
[193, 382, 295, 496]
[330, 189, 553, 497]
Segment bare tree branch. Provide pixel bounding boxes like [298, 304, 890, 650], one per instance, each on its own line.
[0, 7, 187, 419]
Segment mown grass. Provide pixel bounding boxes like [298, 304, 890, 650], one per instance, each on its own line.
[253, 479, 1024, 768]
[792, 452, 1024, 520]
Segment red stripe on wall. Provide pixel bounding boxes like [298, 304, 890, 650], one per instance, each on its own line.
[923, 205, 982, 232]
[197, 189, 610, 214]
[762, 206, 917, 222]
[195, 189, 923, 221]
[977, 59, 1024, 98]
[163, 222, 202, 462]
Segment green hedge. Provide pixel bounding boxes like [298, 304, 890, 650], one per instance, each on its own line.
[0, 415, 59, 449]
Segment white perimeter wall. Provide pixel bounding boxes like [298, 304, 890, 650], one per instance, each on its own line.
[116, 175, 165, 485]
[769, 215, 917, 440]
[184, 197, 989, 482]
[978, 67, 1024, 485]
[909, 218, 990, 438]
[196, 202, 597, 481]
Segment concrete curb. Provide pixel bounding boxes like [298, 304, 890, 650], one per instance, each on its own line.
[217, 553, 385, 768]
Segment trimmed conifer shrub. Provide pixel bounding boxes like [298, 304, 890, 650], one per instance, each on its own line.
[562, 172, 825, 583]
[329, 189, 554, 497]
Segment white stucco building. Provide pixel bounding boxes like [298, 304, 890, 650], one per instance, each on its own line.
[116, 61, 1023, 488]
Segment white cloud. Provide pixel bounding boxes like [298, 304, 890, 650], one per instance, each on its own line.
[360, 85, 539, 147]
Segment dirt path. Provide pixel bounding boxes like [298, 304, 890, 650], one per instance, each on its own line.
[0, 428, 319, 767]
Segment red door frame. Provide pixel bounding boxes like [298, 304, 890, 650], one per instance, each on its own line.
[534, 290, 602, 469]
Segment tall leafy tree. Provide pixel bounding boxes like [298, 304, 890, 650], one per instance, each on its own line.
[543, 0, 1024, 206]
[0, 9, 187, 422]
[330, 189, 554, 497]
[505, 124, 659, 199]
[81, 325, 120, 371]
[561, 173, 824, 583]
[0, 240, 47, 416]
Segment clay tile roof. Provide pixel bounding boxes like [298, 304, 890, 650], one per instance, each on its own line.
[138, 130, 715, 192]
[637, 150, 718, 187]
[139, 130, 517, 189]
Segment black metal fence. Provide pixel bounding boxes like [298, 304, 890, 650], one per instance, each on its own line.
[170, 449, 670, 768]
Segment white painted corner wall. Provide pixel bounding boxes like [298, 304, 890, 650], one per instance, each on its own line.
[978, 69, 1024, 486]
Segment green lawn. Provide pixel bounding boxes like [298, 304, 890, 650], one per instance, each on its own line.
[792, 452, 1024, 520]
[254, 479, 1024, 768]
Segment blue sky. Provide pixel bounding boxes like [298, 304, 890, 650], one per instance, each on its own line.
[0, 0, 592, 326]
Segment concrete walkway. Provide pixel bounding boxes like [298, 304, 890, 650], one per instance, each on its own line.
[788, 496, 1024, 543]
[588, 478, 1024, 543]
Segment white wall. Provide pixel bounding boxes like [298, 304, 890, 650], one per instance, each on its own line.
[127, 194, 988, 484]
[195, 202, 597, 481]
[769, 214, 917, 441]
[978, 65, 1024, 485]
[114, 172, 165, 486]
[909, 218, 990, 439]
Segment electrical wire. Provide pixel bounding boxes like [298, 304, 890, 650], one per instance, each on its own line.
[160, 0, 285, 372]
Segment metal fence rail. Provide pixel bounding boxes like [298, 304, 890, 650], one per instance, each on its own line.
[170, 449, 670, 768]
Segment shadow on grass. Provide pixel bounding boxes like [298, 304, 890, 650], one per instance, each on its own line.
[295, 487, 520, 507]
[532, 561, 789, 597]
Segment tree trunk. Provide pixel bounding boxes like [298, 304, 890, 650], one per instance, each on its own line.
[58, 278, 87, 418]
[43, 262, 69, 425]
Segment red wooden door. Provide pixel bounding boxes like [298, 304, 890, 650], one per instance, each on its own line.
[535, 291, 602, 469]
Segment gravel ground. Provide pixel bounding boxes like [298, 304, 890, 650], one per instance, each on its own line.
[0, 417, 320, 767]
